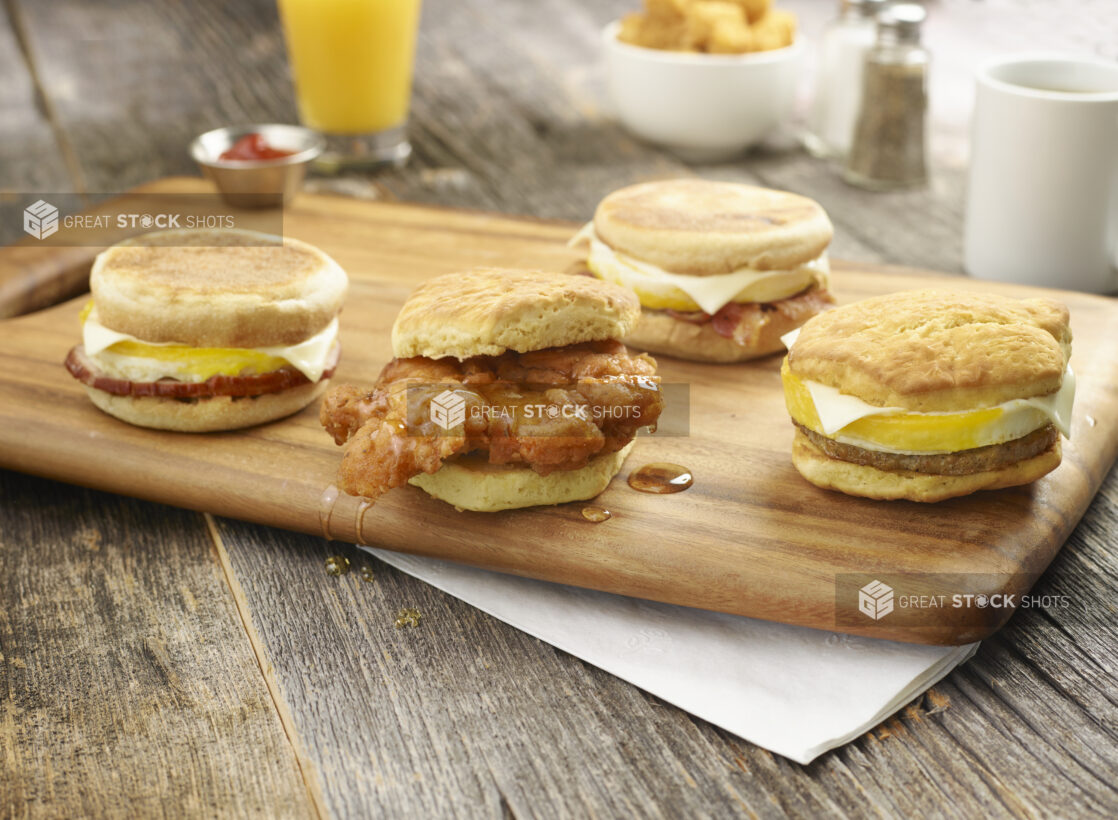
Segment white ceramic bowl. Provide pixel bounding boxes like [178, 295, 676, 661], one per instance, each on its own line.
[603, 21, 803, 162]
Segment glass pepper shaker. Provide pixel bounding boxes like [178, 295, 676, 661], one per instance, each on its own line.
[804, 0, 889, 160]
[843, 3, 929, 190]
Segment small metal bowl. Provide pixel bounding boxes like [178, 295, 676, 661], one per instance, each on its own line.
[190, 124, 324, 208]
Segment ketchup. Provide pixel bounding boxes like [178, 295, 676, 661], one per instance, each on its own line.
[219, 133, 296, 161]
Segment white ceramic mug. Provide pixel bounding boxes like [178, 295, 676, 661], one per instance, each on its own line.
[964, 54, 1118, 294]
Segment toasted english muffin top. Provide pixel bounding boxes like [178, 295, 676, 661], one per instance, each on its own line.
[91, 228, 347, 348]
[593, 179, 833, 275]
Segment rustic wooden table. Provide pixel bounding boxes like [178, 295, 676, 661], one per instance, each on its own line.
[2, 1, 1116, 817]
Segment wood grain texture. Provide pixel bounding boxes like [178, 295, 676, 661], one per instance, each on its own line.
[0, 471, 315, 819]
[0, 20, 319, 819]
[8, 0, 296, 194]
[4, 0, 1117, 815]
[0, 243, 100, 318]
[0, 0, 74, 200]
[3, 178, 1117, 646]
[208, 511, 1118, 818]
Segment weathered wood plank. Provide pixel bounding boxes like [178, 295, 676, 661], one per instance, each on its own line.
[10, 0, 296, 193]
[212, 509, 1118, 819]
[6, 0, 1118, 816]
[0, 472, 316, 819]
[2, 12, 318, 817]
[0, 0, 75, 242]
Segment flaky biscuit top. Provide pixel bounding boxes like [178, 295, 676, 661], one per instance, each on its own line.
[391, 267, 641, 359]
[787, 289, 1071, 412]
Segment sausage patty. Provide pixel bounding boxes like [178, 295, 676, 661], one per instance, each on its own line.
[794, 422, 1058, 475]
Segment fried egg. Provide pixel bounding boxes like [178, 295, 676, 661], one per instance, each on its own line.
[80, 302, 338, 384]
[781, 359, 1075, 455]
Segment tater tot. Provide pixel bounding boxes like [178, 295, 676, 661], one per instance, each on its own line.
[644, 0, 690, 21]
[708, 17, 754, 53]
[684, 2, 748, 50]
[750, 8, 796, 51]
[619, 12, 691, 50]
[734, 0, 772, 24]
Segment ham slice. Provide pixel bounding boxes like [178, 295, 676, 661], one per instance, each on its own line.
[64, 343, 339, 398]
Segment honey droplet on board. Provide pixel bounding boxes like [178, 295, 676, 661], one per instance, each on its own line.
[581, 506, 612, 523]
[324, 555, 351, 576]
[628, 463, 694, 494]
[360, 565, 376, 583]
[394, 607, 422, 628]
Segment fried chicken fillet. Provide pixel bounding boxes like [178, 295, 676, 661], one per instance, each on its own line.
[321, 341, 661, 501]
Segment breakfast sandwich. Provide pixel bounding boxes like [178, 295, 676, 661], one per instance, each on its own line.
[571, 179, 835, 362]
[320, 268, 663, 512]
[782, 290, 1075, 502]
[65, 228, 347, 432]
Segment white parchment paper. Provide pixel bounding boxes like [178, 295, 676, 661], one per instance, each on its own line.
[362, 547, 977, 764]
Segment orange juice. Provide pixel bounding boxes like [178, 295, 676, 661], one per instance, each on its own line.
[277, 0, 422, 134]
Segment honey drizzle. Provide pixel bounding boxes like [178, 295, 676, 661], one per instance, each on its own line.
[353, 499, 373, 545]
[318, 484, 340, 541]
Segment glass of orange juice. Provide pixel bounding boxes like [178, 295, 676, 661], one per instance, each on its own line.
[277, 0, 422, 168]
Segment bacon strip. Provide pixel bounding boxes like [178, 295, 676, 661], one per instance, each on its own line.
[64, 343, 339, 398]
[667, 286, 835, 344]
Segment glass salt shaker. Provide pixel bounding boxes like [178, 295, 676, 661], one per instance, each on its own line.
[804, 0, 888, 159]
[843, 3, 929, 190]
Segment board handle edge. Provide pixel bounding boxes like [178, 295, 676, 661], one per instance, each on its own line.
[0, 243, 98, 319]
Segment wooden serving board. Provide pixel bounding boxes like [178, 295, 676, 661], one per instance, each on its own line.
[3, 177, 1117, 645]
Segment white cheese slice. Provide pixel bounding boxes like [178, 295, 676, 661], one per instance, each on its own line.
[1017, 366, 1075, 438]
[567, 221, 595, 248]
[258, 319, 339, 382]
[803, 365, 1076, 439]
[573, 222, 827, 315]
[805, 380, 906, 436]
[83, 310, 339, 382]
[84, 314, 138, 356]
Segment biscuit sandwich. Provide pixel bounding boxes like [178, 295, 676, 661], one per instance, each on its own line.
[320, 267, 662, 512]
[65, 228, 347, 432]
[782, 290, 1075, 502]
[571, 179, 835, 362]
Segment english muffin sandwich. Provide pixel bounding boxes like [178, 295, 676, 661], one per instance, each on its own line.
[320, 268, 662, 511]
[782, 290, 1074, 502]
[571, 179, 835, 362]
[65, 228, 347, 432]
